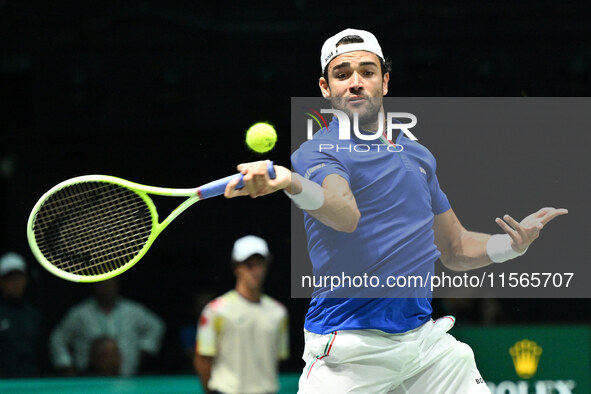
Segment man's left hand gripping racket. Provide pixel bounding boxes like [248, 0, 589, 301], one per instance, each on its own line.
[27, 162, 275, 283]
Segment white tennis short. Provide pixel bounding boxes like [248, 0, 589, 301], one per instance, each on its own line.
[298, 316, 491, 394]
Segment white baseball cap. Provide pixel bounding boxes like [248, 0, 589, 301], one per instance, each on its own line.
[0, 252, 27, 276]
[320, 28, 385, 71]
[231, 235, 270, 263]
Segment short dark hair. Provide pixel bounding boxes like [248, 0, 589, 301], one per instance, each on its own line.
[322, 35, 392, 81]
[231, 254, 272, 268]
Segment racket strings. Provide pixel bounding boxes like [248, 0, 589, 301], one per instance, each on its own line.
[49, 187, 145, 263]
[37, 184, 150, 275]
[32, 182, 153, 277]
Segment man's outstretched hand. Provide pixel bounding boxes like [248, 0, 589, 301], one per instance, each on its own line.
[224, 160, 292, 199]
[495, 207, 568, 253]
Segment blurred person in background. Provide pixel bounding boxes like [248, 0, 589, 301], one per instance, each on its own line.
[194, 235, 289, 394]
[0, 251, 42, 377]
[50, 278, 165, 376]
[85, 336, 122, 376]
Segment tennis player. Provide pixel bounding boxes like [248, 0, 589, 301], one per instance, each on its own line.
[225, 29, 567, 393]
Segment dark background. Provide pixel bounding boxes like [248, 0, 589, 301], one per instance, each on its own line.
[1, 1, 590, 375]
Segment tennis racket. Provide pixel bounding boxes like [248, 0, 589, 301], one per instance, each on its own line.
[27, 161, 276, 283]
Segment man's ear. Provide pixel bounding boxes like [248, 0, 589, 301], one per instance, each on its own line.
[382, 72, 389, 96]
[319, 77, 331, 98]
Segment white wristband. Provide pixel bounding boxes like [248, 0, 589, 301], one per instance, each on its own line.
[486, 234, 527, 263]
[283, 173, 324, 210]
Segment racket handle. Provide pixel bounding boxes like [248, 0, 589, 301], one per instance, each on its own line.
[197, 161, 276, 200]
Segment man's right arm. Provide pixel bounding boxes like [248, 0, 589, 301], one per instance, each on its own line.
[195, 302, 219, 394]
[224, 161, 360, 233]
[193, 354, 213, 394]
[303, 173, 359, 232]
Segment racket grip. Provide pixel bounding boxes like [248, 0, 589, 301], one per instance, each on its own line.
[197, 161, 276, 200]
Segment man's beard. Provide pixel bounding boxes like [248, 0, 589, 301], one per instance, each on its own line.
[328, 94, 384, 130]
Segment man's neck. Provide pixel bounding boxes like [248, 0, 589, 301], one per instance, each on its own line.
[235, 284, 261, 303]
[97, 299, 116, 314]
[348, 106, 386, 132]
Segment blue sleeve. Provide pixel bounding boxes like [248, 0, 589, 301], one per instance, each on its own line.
[291, 140, 349, 185]
[428, 160, 451, 215]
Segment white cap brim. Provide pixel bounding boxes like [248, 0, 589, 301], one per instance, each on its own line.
[321, 28, 384, 71]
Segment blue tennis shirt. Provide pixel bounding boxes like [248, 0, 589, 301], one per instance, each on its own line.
[291, 117, 451, 334]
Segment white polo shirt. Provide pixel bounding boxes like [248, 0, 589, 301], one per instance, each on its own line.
[197, 290, 289, 394]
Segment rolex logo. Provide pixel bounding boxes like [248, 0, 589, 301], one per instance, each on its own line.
[509, 339, 542, 379]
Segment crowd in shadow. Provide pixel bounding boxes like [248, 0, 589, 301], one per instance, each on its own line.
[0, 251, 165, 378]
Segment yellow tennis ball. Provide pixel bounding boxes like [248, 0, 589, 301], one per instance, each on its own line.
[245, 122, 277, 153]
